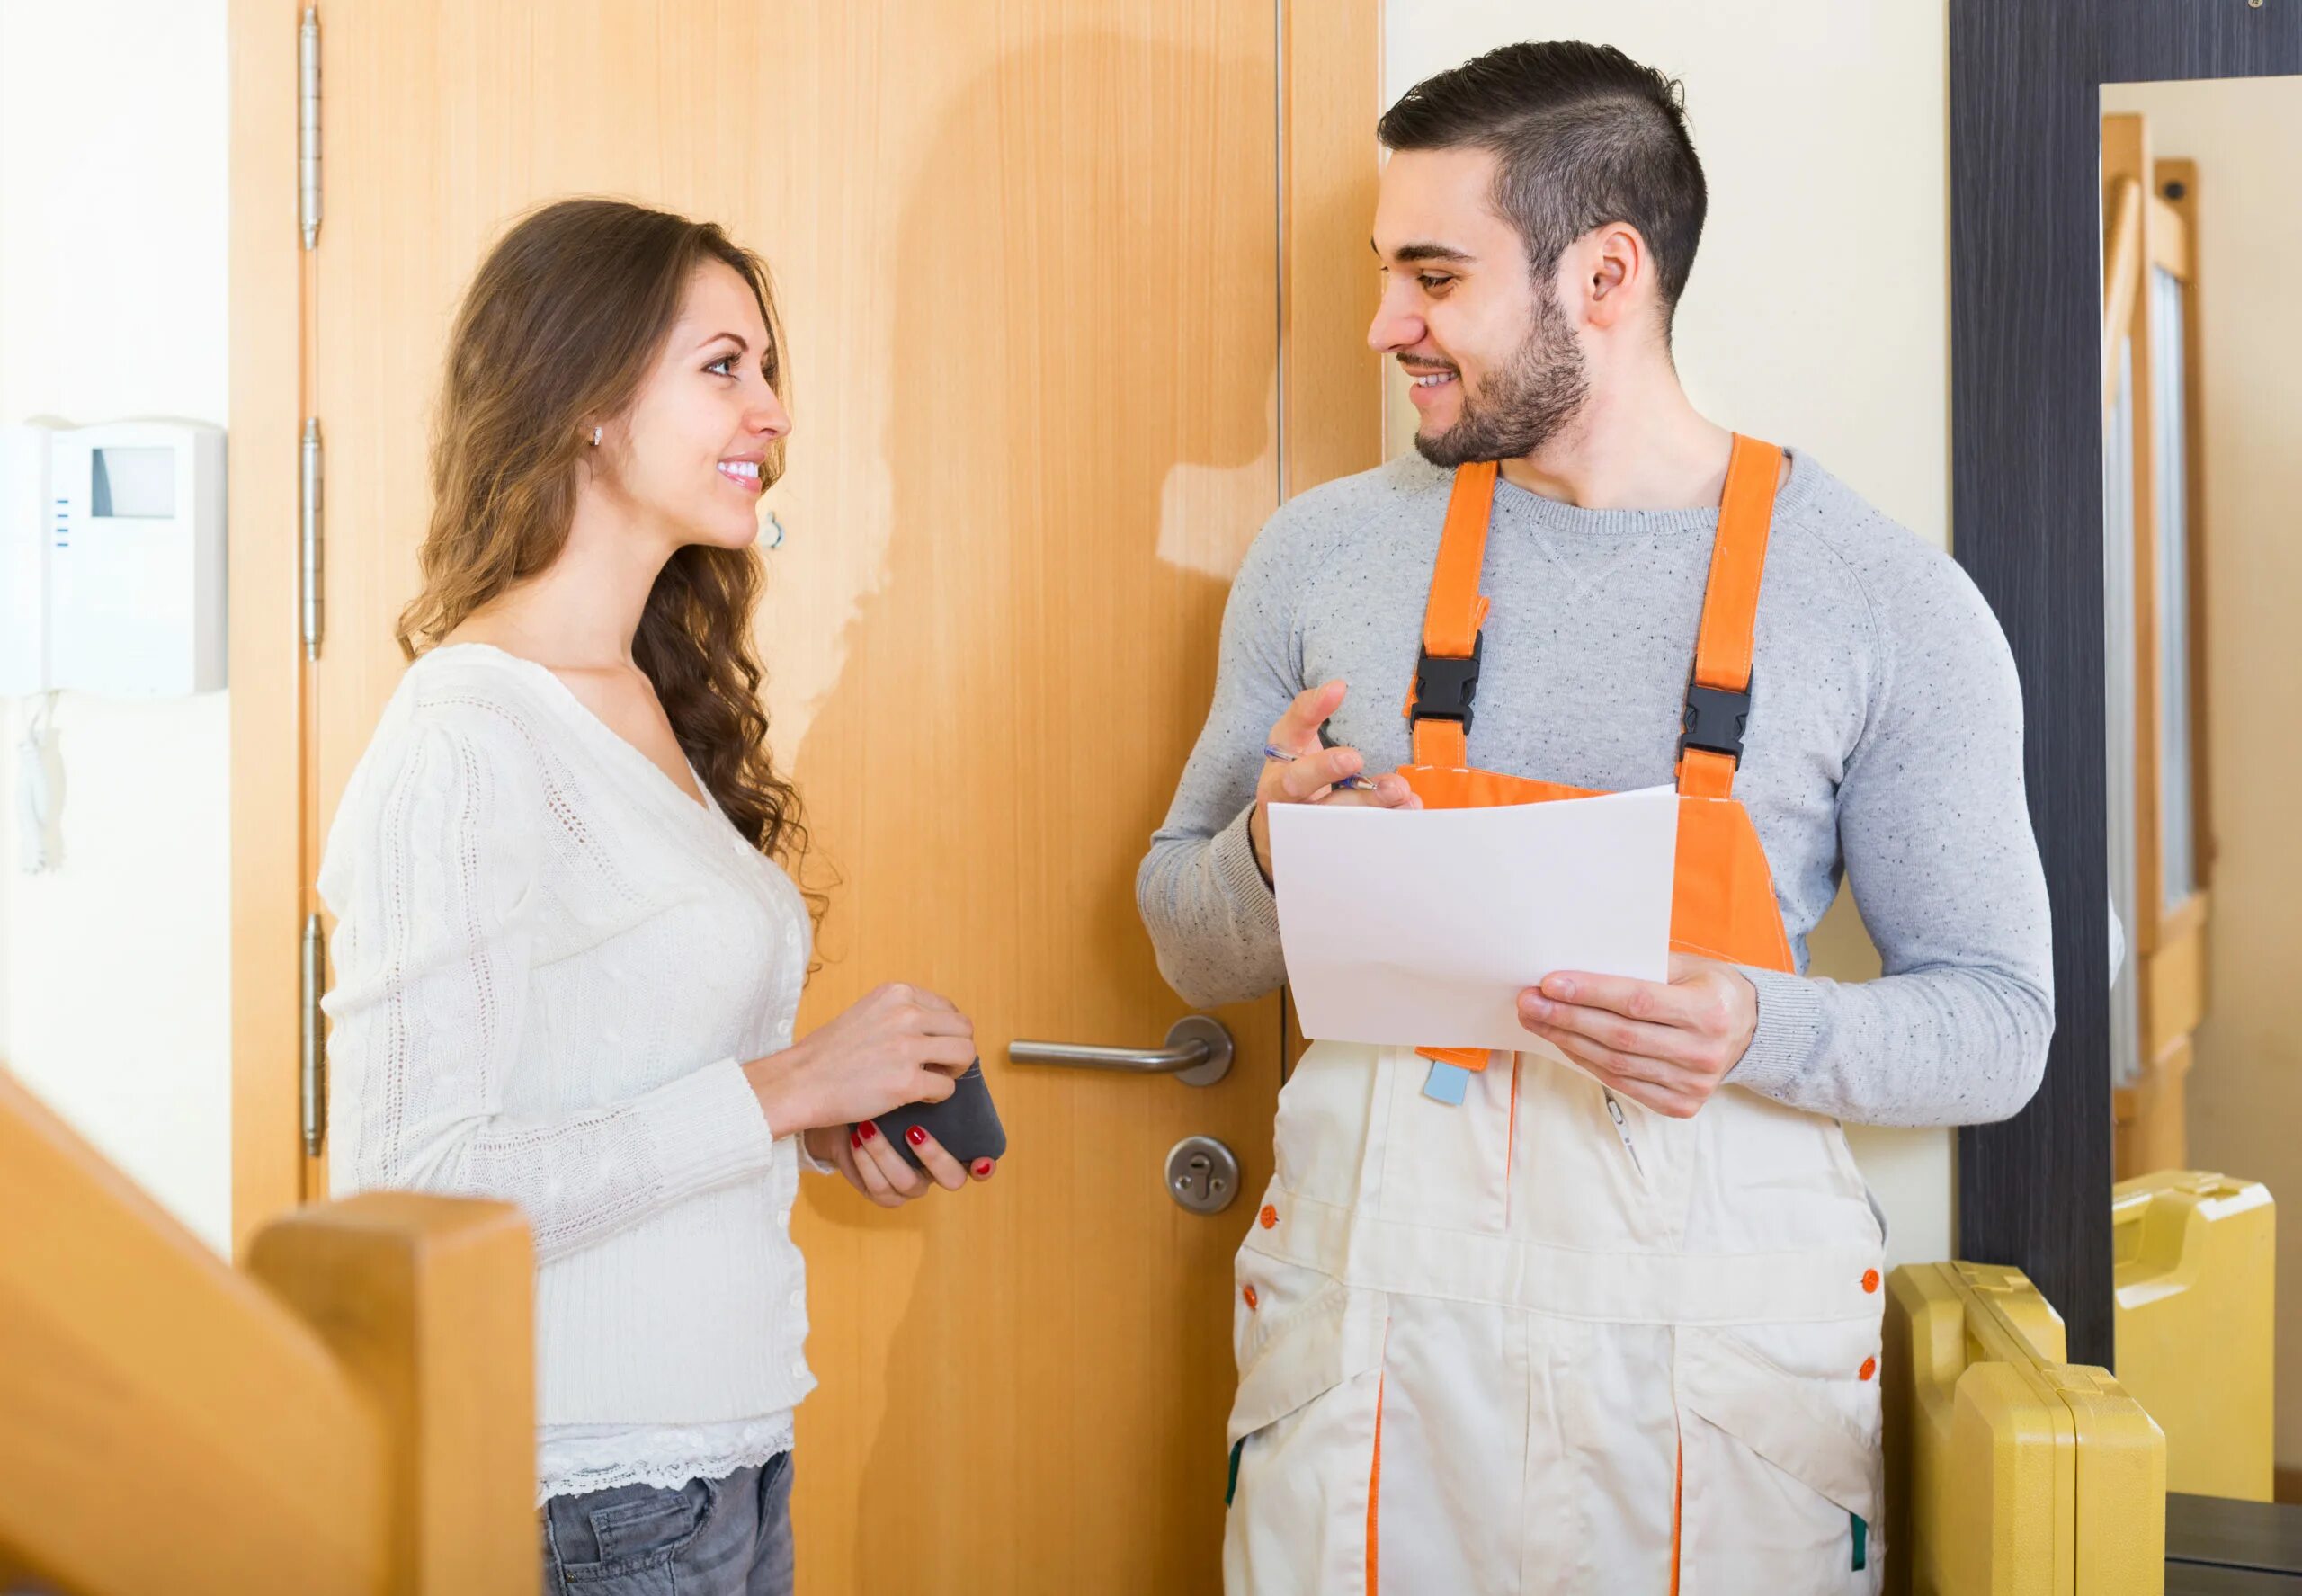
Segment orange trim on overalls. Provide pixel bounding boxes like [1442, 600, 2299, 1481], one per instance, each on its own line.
[1399, 439, 1796, 1061]
[1364, 1318, 1392, 1592]
[1365, 1371, 1385, 1593]
[1671, 1440, 1684, 1595]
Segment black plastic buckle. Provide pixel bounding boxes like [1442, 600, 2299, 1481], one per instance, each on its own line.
[1680, 673, 1753, 764]
[1412, 635, 1483, 733]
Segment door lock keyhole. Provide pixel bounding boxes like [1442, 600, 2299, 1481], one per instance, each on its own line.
[1164, 1136, 1241, 1216]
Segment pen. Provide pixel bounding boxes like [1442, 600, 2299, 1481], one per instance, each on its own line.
[1263, 742, 1377, 793]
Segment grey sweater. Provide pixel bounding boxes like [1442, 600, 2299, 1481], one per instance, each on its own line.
[1137, 450, 2053, 1128]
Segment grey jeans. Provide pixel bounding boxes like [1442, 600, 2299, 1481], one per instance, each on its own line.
[541, 1454, 794, 1595]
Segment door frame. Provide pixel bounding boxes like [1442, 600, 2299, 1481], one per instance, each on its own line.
[224, 0, 1387, 1259]
[1948, 0, 2300, 1366]
[227, 0, 309, 1262]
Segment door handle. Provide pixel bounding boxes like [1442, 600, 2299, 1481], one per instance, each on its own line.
[1007, 1015, 1233, 1087]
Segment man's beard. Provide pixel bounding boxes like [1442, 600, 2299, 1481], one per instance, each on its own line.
[1412, 283, 1589, 468]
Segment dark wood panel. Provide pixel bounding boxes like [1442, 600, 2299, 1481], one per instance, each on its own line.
[1948, 0, 2118, 1367]
[1948, 0, 2301, 1369]
[2101, 4, 2302, 85]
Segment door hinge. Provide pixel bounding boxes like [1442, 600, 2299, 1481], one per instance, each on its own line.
[299, 5, 322, 250]
[300, 416, 324, 659]
[301, 911, 328, 1157]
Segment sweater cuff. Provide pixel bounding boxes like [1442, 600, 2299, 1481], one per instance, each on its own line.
[1725, 967, 1826, 1101]
[1210, 803, 1283, 941]
[630, 1057, 779, 1201]
[794, 1128, 840, 1177]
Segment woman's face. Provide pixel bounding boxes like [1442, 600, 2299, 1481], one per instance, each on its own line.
[608, 258, 790, 550]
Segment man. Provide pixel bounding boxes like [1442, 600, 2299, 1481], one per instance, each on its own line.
[1138, 40, 2051, 1594]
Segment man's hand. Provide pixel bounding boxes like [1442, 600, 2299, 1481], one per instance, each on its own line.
[1515, 954, 1760, 1119]
[1248, 680, 1421, 883]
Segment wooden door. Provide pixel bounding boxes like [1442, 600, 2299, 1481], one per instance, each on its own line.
[231, 1, 1381, 1588]
[2102, 113, 2214, 1180]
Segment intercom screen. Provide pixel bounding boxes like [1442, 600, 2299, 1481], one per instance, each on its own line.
[90, 447, 174, 519]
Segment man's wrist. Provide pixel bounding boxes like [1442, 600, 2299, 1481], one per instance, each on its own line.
[1230, 800, 1275, 892]
[1724, 967, 1761, 1072]
[1723, 965, 1825, 1095]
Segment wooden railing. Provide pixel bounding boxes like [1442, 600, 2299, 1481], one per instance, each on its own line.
[0, 1067, 535, 1594]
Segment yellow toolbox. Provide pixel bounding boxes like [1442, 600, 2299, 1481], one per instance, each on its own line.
[2111, 1170, 2276, 1503]
[1884, 1260, 2165, 1594]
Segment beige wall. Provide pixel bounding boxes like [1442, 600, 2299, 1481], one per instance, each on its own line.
[1386, 3, 1954, 1266]
[0, 0, 234, 1254]
[2101, 73, 2302, 1471]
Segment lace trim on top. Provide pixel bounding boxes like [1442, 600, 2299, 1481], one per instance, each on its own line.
[537, 1411, 796, 1505]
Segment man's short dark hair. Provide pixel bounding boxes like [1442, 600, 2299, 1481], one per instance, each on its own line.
[1378, 41, 1707, 328]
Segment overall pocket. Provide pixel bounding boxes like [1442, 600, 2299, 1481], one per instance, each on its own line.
[1227, 1277, 1384, 1451]
[1271, 1040, 1387, 1209]
[1599, 1085, 1648, 1185]
[1224, 1287, 1388, 1596]
[1674, 1324, 1885, 1594]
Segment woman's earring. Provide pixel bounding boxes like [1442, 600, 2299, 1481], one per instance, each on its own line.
[762, 509, 787, 550]
[590, 425, 602, 447]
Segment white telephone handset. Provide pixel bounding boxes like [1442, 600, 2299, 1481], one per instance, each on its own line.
[16, 693, 61, 874]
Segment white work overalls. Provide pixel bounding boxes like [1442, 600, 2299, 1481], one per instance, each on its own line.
[1224, 438, 1887, 1595]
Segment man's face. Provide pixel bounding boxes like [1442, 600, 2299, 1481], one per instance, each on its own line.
[1369, 146, 1588, 466]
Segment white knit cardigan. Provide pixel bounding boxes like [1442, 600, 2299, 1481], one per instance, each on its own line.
[319, 644, 821, 1494]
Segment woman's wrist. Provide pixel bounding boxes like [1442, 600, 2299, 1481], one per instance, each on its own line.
[742, 1045, 823, 1138]
[796, 1124, 842, 1174]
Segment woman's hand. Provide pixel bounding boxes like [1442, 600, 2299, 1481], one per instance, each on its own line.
[803, 1121, 997, 1208]
[744, 982, 976, 1137]
[1248, 680, 1421, 885]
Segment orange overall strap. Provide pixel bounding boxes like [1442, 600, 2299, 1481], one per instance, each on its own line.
[1405, 460, 1498, 769]
[1405, 462, 1498, 1076]
[1676, 436, 1781, 799]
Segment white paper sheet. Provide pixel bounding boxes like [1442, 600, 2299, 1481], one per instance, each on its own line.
[1270, 786, 1678, 1054]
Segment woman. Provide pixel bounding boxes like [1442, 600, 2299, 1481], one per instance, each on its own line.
[319, 198, 991, 1593]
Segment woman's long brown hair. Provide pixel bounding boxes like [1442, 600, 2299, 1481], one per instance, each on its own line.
[398, 198, 816, 908]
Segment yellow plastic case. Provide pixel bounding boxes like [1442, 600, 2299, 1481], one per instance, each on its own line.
[2112, 1169, 2276, 1502]
[1883, 1260, 2165, 1594]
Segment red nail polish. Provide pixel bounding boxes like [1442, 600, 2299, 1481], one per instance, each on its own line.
[906, 1125, 927, 1147]
[973, 1160, 995, 1177]
[858, 1120, 878, 1142]
[849, 1127, 862, 1149]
